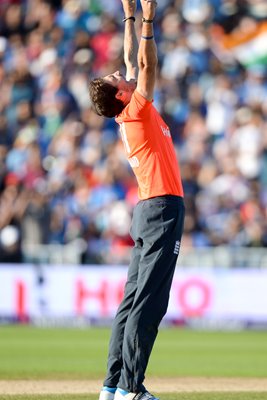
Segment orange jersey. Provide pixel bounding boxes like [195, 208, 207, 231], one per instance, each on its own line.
[115, 90, 184, 200]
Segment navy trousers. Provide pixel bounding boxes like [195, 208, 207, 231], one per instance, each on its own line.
[104, 195, 185, 393]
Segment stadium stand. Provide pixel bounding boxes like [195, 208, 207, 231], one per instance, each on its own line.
[0, 0, 266, 265]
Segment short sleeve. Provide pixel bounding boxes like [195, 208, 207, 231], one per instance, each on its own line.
[118, 90, 153, 121]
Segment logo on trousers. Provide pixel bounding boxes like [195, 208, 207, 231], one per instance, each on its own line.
[174, 240, 180, 255]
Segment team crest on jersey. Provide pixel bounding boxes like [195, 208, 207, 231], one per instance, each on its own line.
[128, 156, 139, 168]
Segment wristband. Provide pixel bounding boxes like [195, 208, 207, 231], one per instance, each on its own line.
[123, 16, 136, 22]
[142, 17, 153, 23]
[141, 35, 154, 40]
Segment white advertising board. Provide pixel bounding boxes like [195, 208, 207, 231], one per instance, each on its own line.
[0, 265, 267, 326]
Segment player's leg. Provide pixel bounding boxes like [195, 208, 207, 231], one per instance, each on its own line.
[117, 196, 185, 394]
[103, 244, 141, 390]
[102, 203, 145, 391]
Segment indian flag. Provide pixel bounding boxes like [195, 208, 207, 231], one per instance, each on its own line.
[221, 21, 267, 67]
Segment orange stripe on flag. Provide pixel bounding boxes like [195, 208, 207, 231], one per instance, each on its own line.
[222, 21, 267, 49]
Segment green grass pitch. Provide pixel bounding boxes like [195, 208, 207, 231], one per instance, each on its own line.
[0, 325, 267, 400]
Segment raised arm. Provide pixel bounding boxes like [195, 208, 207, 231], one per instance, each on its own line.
[121, 0, 138, 81]
[137, 0, 157, 101]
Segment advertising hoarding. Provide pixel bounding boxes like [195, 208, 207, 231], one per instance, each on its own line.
[0, 265, 267, 327]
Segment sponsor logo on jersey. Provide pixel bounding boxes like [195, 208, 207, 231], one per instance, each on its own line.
[161, 126, 171, 137]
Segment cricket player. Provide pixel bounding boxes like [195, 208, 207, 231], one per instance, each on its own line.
[89, 0, 185, 399]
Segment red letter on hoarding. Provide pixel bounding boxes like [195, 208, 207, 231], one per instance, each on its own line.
[116, 280, 125, 304]
[76, 279, 109, 317]
[15, 280, 27, 322]
[178, 278, 211, 317]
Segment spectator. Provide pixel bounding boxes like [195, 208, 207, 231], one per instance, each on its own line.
[0, 0, 266, 264]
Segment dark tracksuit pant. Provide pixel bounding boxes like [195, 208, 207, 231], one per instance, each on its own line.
[104, 195, 185, 393]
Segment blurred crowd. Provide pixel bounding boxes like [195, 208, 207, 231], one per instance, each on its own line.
[0, 0, 267, 264]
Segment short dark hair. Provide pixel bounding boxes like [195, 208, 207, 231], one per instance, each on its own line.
[88, 78, 125, 118]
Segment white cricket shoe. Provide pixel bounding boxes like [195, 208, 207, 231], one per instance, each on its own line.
[114, 388, 159, 400]
[99, 387, 116, 400]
